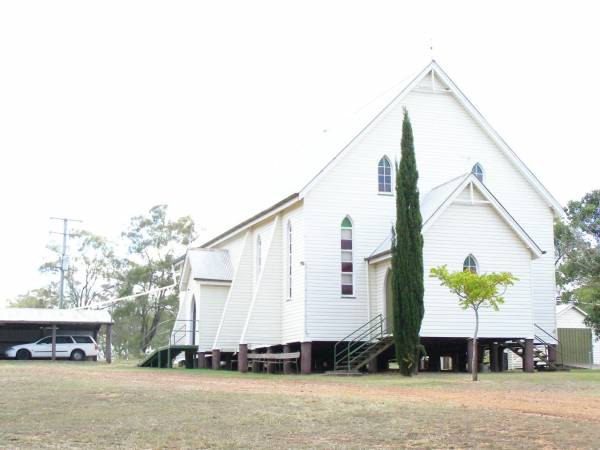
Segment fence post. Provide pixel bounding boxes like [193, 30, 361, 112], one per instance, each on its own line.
[105, 324, 112, 364]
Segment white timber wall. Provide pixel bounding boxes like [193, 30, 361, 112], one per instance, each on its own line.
[369, 196, 535, 339]
[303, 72, 554, 341]
[401, 83, 556, 335]
[202, 202, 306, 349]
[558, 308, 589, 328]
[250, 218, 275, 292]
[212, 232, 254, 351]
[217, 233, 246, 272]
[197, 283, 229, 352]
[369, 261, 388, 320]
[421, 199, 534, 338]
[281, 203, 306, 344]
[241, 217, 283, 347]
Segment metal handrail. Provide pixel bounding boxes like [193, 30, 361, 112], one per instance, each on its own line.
[534, 324, 559, 343]
[534, 323, 564, 367]
[534, 334, 564, 367]
[143, 319, 199, 350]
[334, 314, 385, 371]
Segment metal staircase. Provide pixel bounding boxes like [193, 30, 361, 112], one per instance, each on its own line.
[138, 319, 199, 369]
[139, 345, 197, 368]
[505, 324, 566, 371]
[332, 314, 394, 373]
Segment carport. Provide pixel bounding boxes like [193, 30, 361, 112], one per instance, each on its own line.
[0, 308, 113, 362]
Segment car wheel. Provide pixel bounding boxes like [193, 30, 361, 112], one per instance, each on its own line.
[16, 349, 31, 360]
[71, 350, 85, 361]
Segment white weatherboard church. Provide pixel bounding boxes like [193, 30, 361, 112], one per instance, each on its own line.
[172, 60, 563, 374]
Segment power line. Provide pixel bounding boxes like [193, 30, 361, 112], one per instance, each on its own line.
[50, 217, 82, 309]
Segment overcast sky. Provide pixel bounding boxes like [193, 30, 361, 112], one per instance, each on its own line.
[1, 1, 598, 303]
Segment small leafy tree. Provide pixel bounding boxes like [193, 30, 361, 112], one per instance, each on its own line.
[430, 266, 517, 381]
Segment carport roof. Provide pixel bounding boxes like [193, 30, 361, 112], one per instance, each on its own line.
[0, 308, 112, 325]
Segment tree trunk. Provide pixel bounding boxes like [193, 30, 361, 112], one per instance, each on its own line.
[472, 307, 479, 382]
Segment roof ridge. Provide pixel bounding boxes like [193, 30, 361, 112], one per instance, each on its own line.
[423, 172, 470, 196]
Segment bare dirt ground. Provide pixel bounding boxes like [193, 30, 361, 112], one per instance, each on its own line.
[2, 362, 600, 449]
[96, 365, 600, 422]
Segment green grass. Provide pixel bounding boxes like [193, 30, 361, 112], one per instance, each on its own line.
[1, 361, 600, 448]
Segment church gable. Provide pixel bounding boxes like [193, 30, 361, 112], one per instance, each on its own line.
[424, 175, 543, 258]
[300, 61, 562, 220]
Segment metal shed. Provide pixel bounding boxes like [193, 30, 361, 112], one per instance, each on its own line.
[0, 308, 113, 363]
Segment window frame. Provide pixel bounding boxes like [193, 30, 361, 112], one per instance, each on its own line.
[378, 156, 393, 194]
[471, 163, 484, 182]
[463, 254, 479, 274]
[341, 216, 354, 297]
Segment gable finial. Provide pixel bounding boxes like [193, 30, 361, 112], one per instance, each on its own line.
[429, 38, 435, 62]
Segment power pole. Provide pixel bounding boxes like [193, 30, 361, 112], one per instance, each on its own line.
[50, 217, 82, 309]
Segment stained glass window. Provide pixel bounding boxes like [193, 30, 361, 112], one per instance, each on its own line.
[341, 217, 354, 296]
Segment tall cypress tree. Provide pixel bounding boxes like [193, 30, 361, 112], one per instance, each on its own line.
[391, 107, 424, 376]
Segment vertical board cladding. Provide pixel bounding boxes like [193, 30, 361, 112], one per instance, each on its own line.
[212, 232, 254, 351]
[197, 283, 229, 352]
[557, 307, 600, 364]
[241, 218, 283, 347]
[303, 80, 555, 341]
[557, 328, 593, 365]
[281, 203, 306, 344]
[422, 200, 534, 338]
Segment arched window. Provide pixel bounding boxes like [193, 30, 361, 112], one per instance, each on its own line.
[341, 216, 354, 296]
[378, 157, 392, 193]
[256, 235, 262, 280]
[471, 163, 484, 182]
[287, 221, 292, 299]
[463, 254, 478, 274]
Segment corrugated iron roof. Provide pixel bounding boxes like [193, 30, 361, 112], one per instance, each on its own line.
[368, 172, 544, 261]
[0, 308, 112, 324]
[187, 248, 233, 282]
[368, 174, 468, 259]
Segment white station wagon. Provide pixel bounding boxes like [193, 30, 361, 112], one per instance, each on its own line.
[5, 335, 99, 361]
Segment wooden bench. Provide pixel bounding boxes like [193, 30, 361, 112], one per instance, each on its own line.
[248, 351, 300, 374]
